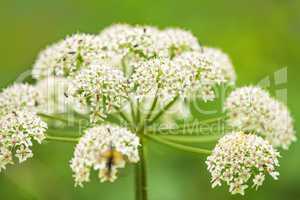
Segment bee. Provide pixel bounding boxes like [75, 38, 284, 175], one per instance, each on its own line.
[101, 146, 125, 178]
[100, 128, 125, 181]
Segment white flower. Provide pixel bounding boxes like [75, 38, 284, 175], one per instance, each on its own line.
[129, 58, 186, 100]
[0, 110, 47, 171]
[70, 125, 140, 186]
[200, 47, 236, 85]
[99, 24, 161, 59]
[0, 147, 13, 171]
[252, 173, 265, 190]
[68, 63, 129, 123]
[157, 28, 201, 57]
[36, 76, 71, 114]
[98, 25, 201, 60]
[129, 48, 236, 102]
[225, 86, 296, 149]
[173, 51, 229, 101]
[32, 24, 236, 109]
[206, 131, 280, 195]
[0, 83, 43, 116]
[32, 42, 62, 79]
[32, 33, 109, 79]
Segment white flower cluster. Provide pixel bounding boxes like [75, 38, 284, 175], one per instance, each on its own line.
[130, 58, 186, 99]
[206, 131, 280, 195]
[0, 83, 48, 171]
[157, 28, 201, 57]
[32, 33, 108, 79]
[0, 110, 47, 171]
[200, 47, 236, 85]
[68, 64, 129, 122]
[31, 24, 236, 117]
[173, 51, 229, 101]
[130, 49, 235, 101]
[99, 24, 161, 59]
[70, 125, 140, 186]
[98, 24, 201, 59]
[0, 83, 43, 116]
[225, 86, 296, 149]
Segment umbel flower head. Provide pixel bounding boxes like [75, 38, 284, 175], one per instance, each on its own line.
[206, 131, 280, 195]
[130, 49, 236, 102]
[200, 47, 236, 85]
[70, 125, 140, 186]
[172, 51, 231, 101]
[68, 63, 129, 123]
[32, 33, 108, 79]
[156, 28, 201, 58]
[98, 24, 161, 59]
[0, 83, 43, 116]
[98, 24, 201, 59]
[31, 24, 237, 105]
[225, 86, 296, 149]
[0, 110, 47, 171]
[129, 58, 186, 100]
[36, 76, 71, 115]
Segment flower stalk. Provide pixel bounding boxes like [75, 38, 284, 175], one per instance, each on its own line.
[45, 135, 79, 143]
[135, 137, 148, 200]
[147, 95, 179, 126]
[145, 134, 212, 155]
[157, 134, 222, 143]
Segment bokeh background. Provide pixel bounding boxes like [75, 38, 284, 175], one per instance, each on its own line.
[0, 0, 299, 199]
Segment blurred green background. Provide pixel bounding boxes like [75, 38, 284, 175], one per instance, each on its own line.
[0, 0, 299, 199]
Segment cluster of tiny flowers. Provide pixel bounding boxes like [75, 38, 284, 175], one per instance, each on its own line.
[206, 131, 280, 195]
[98, 24, 161, 59]
[130, 58, 186, 100]
[173, 51, 225, 101]
[200, 47, 236, 85]
[31, 24, 236, 109]
[32, 33, 109, 79]
[36, 76, 71, 114]
[68, 64, 129, 123]
[70, 125, 140, 186]
[156, 28, 201, 58]
[0, 83, 44, 116]
[225, 86, 296, 149]
[0, 110, 47, 171]
[130, 50, 236, 102]
[98, 24, 202, 62]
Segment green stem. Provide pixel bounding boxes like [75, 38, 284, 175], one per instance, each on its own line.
[147, 128, 213, 135]
[114, 106, 131, 125]
[164, 116, 225, 131]
[147, 96, 179, 126]
[144, 95, 158, 124]
[136, 99, 141, 126]
[38, 113, 69, 124]
[38, 113, 83, 126]
[157, 134, 221, 143]
[130, 99, 137, 124]
[45, 135, 79, 143]
[145, 135, 211, 155]
[135, 137, 148, 200]
[154, 127, 232, 134]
